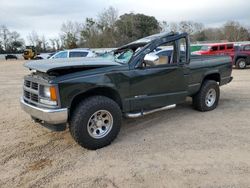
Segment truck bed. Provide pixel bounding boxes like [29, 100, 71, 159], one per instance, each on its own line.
[187, 55, 232, 96]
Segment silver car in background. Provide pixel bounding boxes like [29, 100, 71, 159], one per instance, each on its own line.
[49, 49, 96, 59]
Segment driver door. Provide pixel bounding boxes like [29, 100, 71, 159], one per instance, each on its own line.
[128, 37, 188, 111]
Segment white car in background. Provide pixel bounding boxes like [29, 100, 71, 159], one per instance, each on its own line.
[49, 49, 96, 59]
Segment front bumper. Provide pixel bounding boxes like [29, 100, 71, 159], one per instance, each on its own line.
[20, 98, 68, 124]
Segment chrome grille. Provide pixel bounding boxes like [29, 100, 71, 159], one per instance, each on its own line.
[24, 90, 30, 99]
[23, 79, 39, 104]
[31, 82, 38, 90]
[24, 80, 31, 87]
[31, 93, 38, 102]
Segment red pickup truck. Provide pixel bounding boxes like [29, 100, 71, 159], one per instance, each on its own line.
[192, 43, 234, 56]
[227, 44, 250, 69]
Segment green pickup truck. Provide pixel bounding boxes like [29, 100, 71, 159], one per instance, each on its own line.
[21, 32, 233, 149]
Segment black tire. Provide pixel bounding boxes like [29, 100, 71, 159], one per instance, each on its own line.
[236, 58, 247, 69]
[192, 80, 220, 112]
[69, 96, 122, 150]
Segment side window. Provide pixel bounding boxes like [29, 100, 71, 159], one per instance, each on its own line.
[69, 51, 88, 58]
[54, 51, 67, 59]
[244, 45, 250, 51]
[179, 38, 187, 63]
[211, 46, 218, 51]
[157, 51, 170, 57]
[143, 41, 176, 67]
[227, 44, 234, 50]
[219, 45, 225, 50]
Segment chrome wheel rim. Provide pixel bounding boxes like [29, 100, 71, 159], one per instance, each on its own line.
[87, 110, 113, 139]
[239, 61, 246, 68]
[205, 88, 216, 107]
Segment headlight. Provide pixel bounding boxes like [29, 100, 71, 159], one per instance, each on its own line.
[39, 85, 58, 106]
[40, 85, 51, 98]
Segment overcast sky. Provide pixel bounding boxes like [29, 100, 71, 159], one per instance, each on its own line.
[0, 0, 249, 42]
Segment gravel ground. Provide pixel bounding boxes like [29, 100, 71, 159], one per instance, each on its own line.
[0, 60, 250, 188]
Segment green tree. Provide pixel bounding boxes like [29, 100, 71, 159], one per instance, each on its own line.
[0, 25, 10, 51]
[0, 41, 4, 53]
[60, 21, 81, 49]
[97, 6, 118, 47]
[202, 28, 224, 42]
[8, 31, 24, 52]
[116, 13, 160, 45]
[80, 18, 100, 47]
[223, 21, 249, 41]
[80, 7, 119, 48]
[0, 25, 24, 53]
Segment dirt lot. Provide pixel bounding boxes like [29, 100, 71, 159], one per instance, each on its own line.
[0, 60, 250, 188]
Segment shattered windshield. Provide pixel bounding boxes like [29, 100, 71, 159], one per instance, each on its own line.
[98, 48, 140, 64]
[97, 40, 150, 64]
[97, 50, 133, 64]
[114, 50, 134, 64]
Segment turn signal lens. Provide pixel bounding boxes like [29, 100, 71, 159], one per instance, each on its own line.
[50, 86, 57, 101]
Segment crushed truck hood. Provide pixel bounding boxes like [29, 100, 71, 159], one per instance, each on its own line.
[24, 57, 121, 73]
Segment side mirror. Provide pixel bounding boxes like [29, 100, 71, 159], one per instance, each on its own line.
[143, 54, 159, 66]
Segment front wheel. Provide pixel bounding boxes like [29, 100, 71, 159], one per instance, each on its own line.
[192, 80, 220, 111]
[69, 96, 122, 150]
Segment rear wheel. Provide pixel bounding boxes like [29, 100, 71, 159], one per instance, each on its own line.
[69, 96, 122, 150]
[236, 58, 247, 69]
[192, 80, 220, 111]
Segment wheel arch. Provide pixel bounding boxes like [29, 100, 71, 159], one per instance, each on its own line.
[234, 55, 248, 64]
[69, 87, 123, 118]
[202, 72, 221, 84]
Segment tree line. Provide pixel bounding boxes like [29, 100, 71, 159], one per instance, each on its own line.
[0, 25, 25, 53]
[0, 6, 249, 53]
